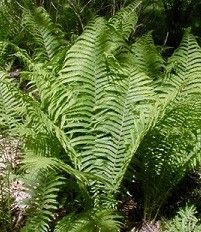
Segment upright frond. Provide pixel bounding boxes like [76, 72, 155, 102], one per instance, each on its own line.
[105, 1, 140, 55]
[22, 7, 65, 62]
[131, 32, 164, 79]
[108, 1, 141, 40]
[59, 17, 109, 171]
[94, 67, 157, 196]
[160, 31, 201, 105]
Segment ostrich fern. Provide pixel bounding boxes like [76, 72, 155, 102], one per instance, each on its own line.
[134, 31, 201, 221]
[0, 3, 201, 231]
[130, 32, 165, 80]
[0, 4, 146, 231]
[58, 15, 157, 207]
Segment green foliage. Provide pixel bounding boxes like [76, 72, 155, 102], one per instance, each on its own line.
[22, 6, 66, 62]
[134, 31, 201, 220]
[163, 205, 201, 232]
[0, 0, 22, 41]
[2, 5, 151, 229]
[21, 171, 63, 232]
[0, 2, 201, 231]
[58, 15, 157, 208]
[0, 78, 24, 135]
[131, 32, 164, 79]
[55, 208, 121, 232]
[108, 1, 140, 40]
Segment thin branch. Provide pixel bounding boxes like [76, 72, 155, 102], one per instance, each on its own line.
[163, 32, 169, 46]
[112, 0, 116, 16]
[68, 0, 84, 31]
[80, 0, 94, 13]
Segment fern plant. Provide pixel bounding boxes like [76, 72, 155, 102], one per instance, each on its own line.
[133, 30, 201, 221]
[0, 3, 157, 231]
[1, 2, 201, 231]
[57, 9, 158, 205]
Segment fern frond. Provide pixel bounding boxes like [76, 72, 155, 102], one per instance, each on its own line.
[108, 1, 141, 40]
[22, 97, 80, 167]
[104, 2, 140, 55]
[0, 41, 33, 71]
[22, 7, 65, 62]
[22, 155, 88, 184]
[159, 31, 201, 106]
[21, 171, 63, 232]
[136, 100, 201, 221]
[163, 205, 201, 232]
[131, 32, 165, 79]
[1, 71, 104, 187]
[54, 208, 121, 232]
[59, 17, 109, 170]
[0, 75, 80, 167]
[27, 65, 77, 128]
[94, 68, 156, 193]
[0, 78, 24, 135]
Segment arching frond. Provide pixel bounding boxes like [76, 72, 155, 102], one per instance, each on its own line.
[159, 31, 201, 106]
[0, 41, 33, 71]
[22, 155, 88, 184]
[21, 95, 80, 167]
[0, 75, 80, 167]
